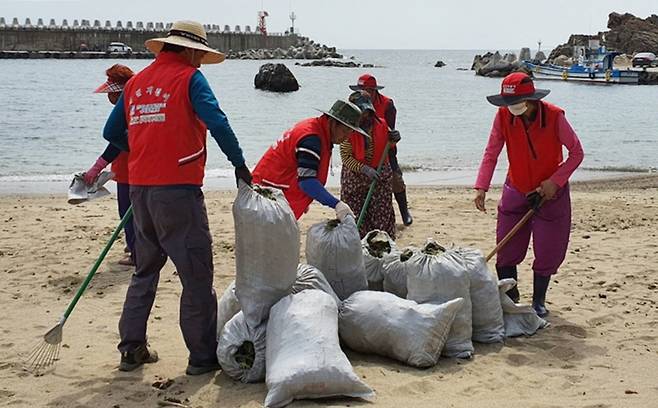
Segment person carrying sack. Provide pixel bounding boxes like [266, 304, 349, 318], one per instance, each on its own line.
[349, 74, 412, 226]
[102, 20, 252, 375]
[473, 72, 584, 317]
[252, 99, 368, 221]
[340, 90, 399, 239]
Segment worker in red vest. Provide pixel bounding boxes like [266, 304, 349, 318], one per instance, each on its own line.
[474, 72, 584, 317]
[349, 74, 413, 226]
[252, 99, 369, 220]
[103, 21, 252, 375]
[83, 64, 135, 266]
[340, 90, 400, 238]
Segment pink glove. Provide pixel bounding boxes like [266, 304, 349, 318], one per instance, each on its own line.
[84, 157, 109, 185]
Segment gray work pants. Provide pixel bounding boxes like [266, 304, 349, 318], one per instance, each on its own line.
[118, 186, 218, 366]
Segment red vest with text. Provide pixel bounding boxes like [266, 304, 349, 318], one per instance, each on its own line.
[111, 152, 129, 184]
[349, 116, 390, 167]
[252, 116, 332, 219]
[500, 101, 565, 193]
[123, 52, 207, 186]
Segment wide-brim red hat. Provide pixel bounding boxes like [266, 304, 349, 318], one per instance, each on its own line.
[349, 73, 384, 91]
[486, 72, 550, 106]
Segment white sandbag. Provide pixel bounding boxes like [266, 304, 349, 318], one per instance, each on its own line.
[216, 281, 241, 339]
[406, 239, 474, 358]
[382, 247, 417, 298]
[361, 230, 398, 291]
[216, 312, 266, 383]
[455, 247, 505, 344]
[498, 279, 549, 337]
[265, 290, 375, 408]
[305, 216, 367, 300]
[233, 182, 299, 329]
[339, 291, 464, 367]
[291, 264, 341, 306]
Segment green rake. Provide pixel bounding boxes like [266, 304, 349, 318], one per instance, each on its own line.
[24, 206, 133, 374]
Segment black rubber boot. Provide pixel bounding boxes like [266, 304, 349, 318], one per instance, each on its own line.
[394, 191, 413, 226]
[496, 265, 520, 302]
[532, 274, 551, 317]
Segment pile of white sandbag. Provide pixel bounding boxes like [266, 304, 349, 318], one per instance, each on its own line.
[218, 186, 377, 407]
[219, 184, 548, 406]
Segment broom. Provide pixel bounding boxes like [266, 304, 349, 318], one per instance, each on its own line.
[24, 206, 133, 374]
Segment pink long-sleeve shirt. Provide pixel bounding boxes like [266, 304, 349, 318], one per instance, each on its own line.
[475, 109, 584, 191]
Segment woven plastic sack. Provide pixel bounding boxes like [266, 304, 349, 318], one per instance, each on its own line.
[361, 230, 398, 291]
[339, 291, 464, 367]
[498, 279, 549, 337]
[406, 239, 474, 358]
[265, 290, 375, 408]
[216, 281, 241, 339]
[305, 216, 367, 300]
[455, 247, 505, 343]
[233, 182, 299, 329]
[216, 311, 266, 383]
[291, 264, 341, 306]
[382, 247, 418, 298]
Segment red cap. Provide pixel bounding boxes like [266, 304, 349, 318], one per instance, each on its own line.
[349, 73, 384, 91]
[486, 72, 550, 106]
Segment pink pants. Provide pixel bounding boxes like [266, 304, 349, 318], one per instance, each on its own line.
[495, 183, 571, 277]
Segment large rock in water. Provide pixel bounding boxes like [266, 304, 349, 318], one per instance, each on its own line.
[254, 63, 299, 92]
[548, 13, 658, 61]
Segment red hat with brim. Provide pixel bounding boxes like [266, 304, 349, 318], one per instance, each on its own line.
[349, 73, 384, 91]
[486, 72, 550, 106]
[94, 81, 125, 93]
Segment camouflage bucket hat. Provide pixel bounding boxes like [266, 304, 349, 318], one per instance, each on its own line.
[315, 99, 370, 138]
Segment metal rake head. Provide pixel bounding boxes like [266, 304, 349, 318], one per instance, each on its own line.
[24, 324, 62, 375]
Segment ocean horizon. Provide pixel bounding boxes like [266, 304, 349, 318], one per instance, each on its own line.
[1, 49, 656, 194]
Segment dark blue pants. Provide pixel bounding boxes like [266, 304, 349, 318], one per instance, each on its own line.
[117, 182, 135, 253]
[118, 186, 218, 366]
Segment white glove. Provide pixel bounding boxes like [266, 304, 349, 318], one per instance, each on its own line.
[335, 201, 354, 221]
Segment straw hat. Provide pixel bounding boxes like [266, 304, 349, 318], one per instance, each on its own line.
[145, 20, 225, 64]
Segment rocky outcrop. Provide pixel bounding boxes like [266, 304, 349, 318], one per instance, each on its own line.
[434, 60, 446, 68]
[605, 12, 658, 55]
[547, 34, 592, 61]
[254, 63, 299, 92]
[471, 51, 521, 77]
[295, 58, 363, 68]
[227, 40, 342, 60]
[548, 12, 658, 61]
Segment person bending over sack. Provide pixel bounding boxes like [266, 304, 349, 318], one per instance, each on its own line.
[252, 99, 369, 221]
[474, 72, 584, 317]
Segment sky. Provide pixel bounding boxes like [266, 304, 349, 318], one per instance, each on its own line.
[2, 0, 656, 50]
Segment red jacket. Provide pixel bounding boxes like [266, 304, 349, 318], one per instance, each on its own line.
[252, 116, 332, 219]
[349, 116, 390, 167]
[500, 101, 564, 193]
[123, 52, 207, 186]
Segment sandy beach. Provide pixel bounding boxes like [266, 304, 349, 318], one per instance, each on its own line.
[1, 175, 657, 408]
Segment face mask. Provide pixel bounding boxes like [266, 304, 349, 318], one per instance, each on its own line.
[507, 102, 528, 116]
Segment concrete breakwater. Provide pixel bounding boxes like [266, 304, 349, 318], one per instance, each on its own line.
[0, 17, 302, 55]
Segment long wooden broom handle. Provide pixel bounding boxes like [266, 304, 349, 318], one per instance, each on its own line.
[486, 197, 546, 262]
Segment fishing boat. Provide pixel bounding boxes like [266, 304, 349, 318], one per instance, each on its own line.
[523, 40, 640, 85]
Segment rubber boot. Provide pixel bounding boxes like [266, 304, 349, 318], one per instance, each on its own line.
[496, 265, 520, 302]
[532, 274, 551, 317]
[394, 191, 413, 226]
